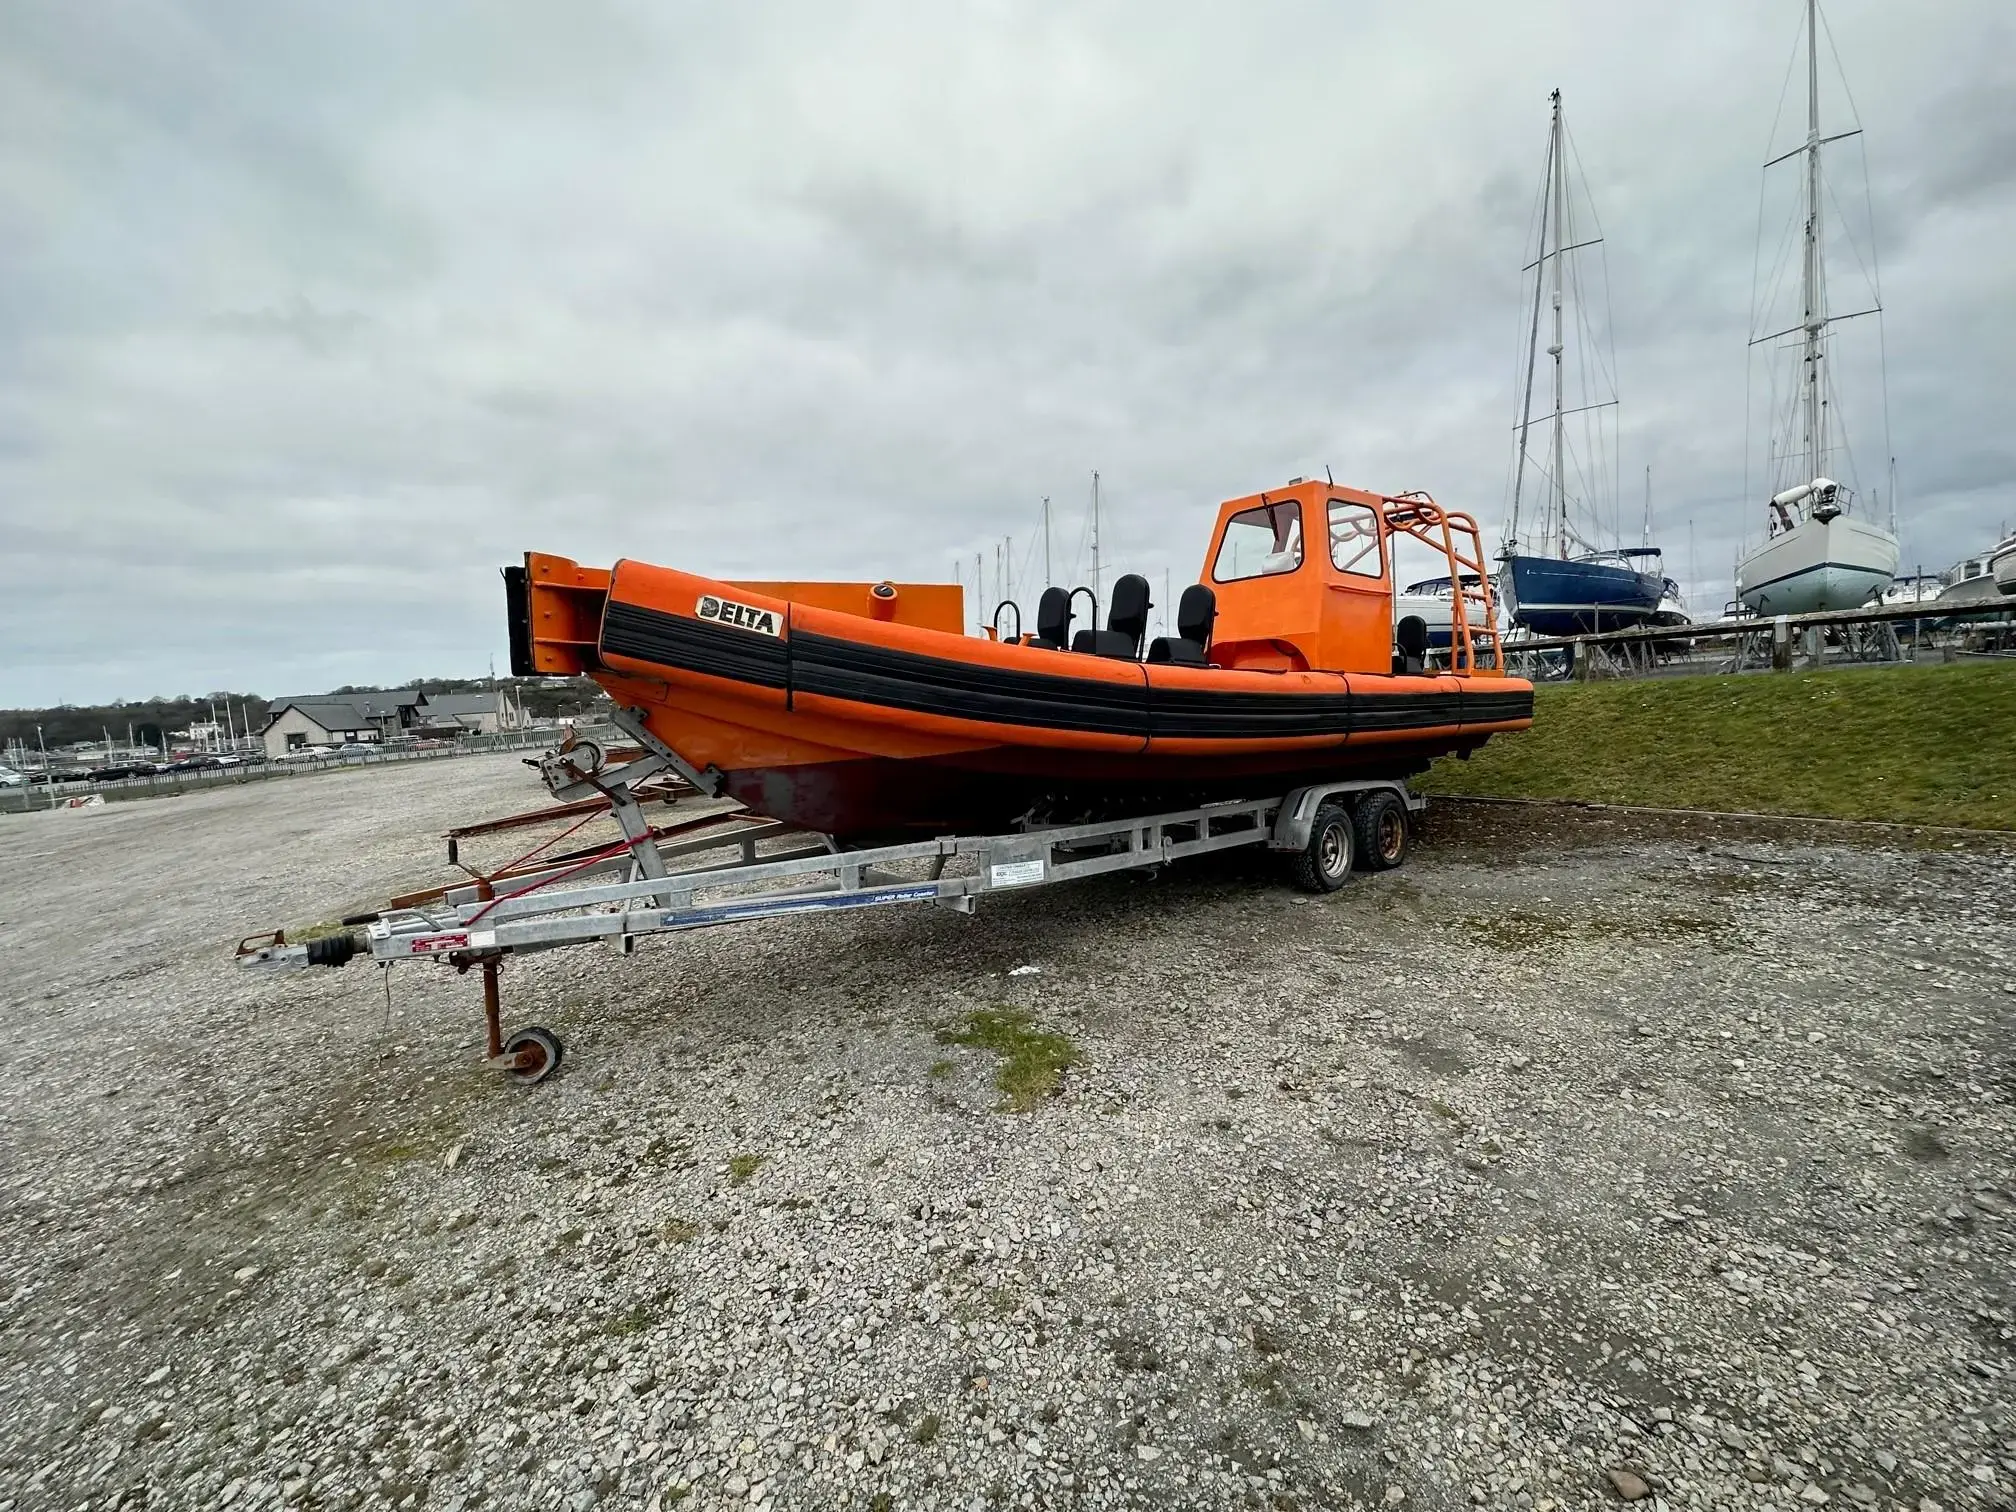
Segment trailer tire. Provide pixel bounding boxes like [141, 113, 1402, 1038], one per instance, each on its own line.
[1353, 790, 1409, 871]
[1286, 801, 1354, 893]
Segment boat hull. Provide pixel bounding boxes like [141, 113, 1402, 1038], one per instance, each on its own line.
[1935, 573, 2004, 610]
[1736, 515, 1897, 615]
[1499, 555, 1664, 636]
[593, 560, 1533, 838]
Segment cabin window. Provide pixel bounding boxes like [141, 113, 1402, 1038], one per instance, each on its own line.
[1212, 501, 1303, 582]
[1328, 500, 1382, 578]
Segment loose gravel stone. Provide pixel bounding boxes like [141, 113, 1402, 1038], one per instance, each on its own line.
[1607, 1465, 1652, 1501]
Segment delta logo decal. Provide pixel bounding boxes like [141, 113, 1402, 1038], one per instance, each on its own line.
[696, 595, 781, 637]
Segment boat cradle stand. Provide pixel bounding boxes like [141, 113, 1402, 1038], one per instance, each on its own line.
[235, 708, 1424, 1084]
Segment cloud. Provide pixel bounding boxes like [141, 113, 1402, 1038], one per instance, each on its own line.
[2, 0, 2010, 705]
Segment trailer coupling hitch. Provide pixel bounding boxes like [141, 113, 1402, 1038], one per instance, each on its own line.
[234, 928, 362, 970]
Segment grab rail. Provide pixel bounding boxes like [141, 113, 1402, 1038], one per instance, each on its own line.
[1380, 493, 1504, 675]
[1068, 586, 1099, 641]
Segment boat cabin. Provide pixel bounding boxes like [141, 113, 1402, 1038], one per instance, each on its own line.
[1194, 480, 1501, 678]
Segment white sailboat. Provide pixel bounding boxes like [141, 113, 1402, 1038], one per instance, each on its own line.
[1734, 0, 1899, 616]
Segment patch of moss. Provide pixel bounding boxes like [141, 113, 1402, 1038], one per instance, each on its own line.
[935, 1008, 1081, 1113]
[603, 1303, 654, 1337]
[726, 1153, 766, 1187]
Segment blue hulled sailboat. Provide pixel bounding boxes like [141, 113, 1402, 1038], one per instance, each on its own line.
[1497, 90, 1666, 637]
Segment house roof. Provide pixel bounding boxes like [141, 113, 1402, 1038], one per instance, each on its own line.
[261, 699, 377, 733]
[417, 691, 500, 719]
[261, 690, 419, 732]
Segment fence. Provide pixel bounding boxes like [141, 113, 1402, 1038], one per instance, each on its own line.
[1504, 597, 2016, 680]
[0, 724, 614, 816]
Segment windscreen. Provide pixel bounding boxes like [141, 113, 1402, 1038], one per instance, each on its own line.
[1212, 501, 1303, 582]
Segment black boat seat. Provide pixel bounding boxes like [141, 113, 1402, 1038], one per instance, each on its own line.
[1146, 637, 1208, 665]
[1146, 584, 1218, 667]
[1394, 614, 1429, 676]
[1073, 573, 1153, 660]
[1029, 586, 1073, 650]
[1073, 627, 1137, 658]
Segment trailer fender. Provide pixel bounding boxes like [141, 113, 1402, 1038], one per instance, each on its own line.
[1269, 780, 1421, 852]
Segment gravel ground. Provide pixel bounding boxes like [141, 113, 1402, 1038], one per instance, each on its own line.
[2, 754, 2013, 1512]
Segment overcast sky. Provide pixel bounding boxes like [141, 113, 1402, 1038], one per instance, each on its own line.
[4, 0, 2011, 707]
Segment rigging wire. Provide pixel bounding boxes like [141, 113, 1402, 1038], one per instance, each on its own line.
[1862, 146, 1899, 534]
[1503, 128, 1557, 551]
[1555, 113, 1622, 550]
[1744, 11, 1806, 538]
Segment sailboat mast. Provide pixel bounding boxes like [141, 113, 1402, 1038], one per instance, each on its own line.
[1801, 0, 1825, 484]
[1090, 471, 1102, 604]
[1508, 99, 1554, 554]
[1042, 497, 1052, 587]
[1548, 89, 1568, 560]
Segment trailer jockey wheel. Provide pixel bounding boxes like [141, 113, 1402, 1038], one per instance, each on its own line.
[1286, 800, 1355, 894]
[1353, 791, 1410, 872]
[501, 1025, 564, 1085]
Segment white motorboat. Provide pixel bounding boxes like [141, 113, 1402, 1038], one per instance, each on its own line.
[1734, 0, 1899, 616]
[1937, 536, 2016, 607]
[1395, 574, 1496, 651]
[1881, 573, 1944, 610]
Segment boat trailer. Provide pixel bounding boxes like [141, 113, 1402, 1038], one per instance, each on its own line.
[235, 710, 1423, 1084]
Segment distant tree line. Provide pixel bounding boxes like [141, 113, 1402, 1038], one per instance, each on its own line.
[0, 678, 607, 751]
[0, 694, 270, 752]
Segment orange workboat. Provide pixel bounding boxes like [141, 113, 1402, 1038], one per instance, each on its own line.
[507, 482, 1531, 840]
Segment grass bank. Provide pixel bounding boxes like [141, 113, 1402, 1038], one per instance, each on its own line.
[1420, 659, 2016, 830]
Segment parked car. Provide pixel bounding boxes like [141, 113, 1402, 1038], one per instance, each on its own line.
[211, 754, 245, 768]
[276, 745, 331, 763]
[0, 766, 23, 788]
[91, 763, 163, 782]
[332, 743, 376, 757]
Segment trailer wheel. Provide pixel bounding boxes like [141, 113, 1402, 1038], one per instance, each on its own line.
[502, 1025, 564, 1085]
[1353, 791, 1409, 872]
[1286, 801, 1354, 893]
